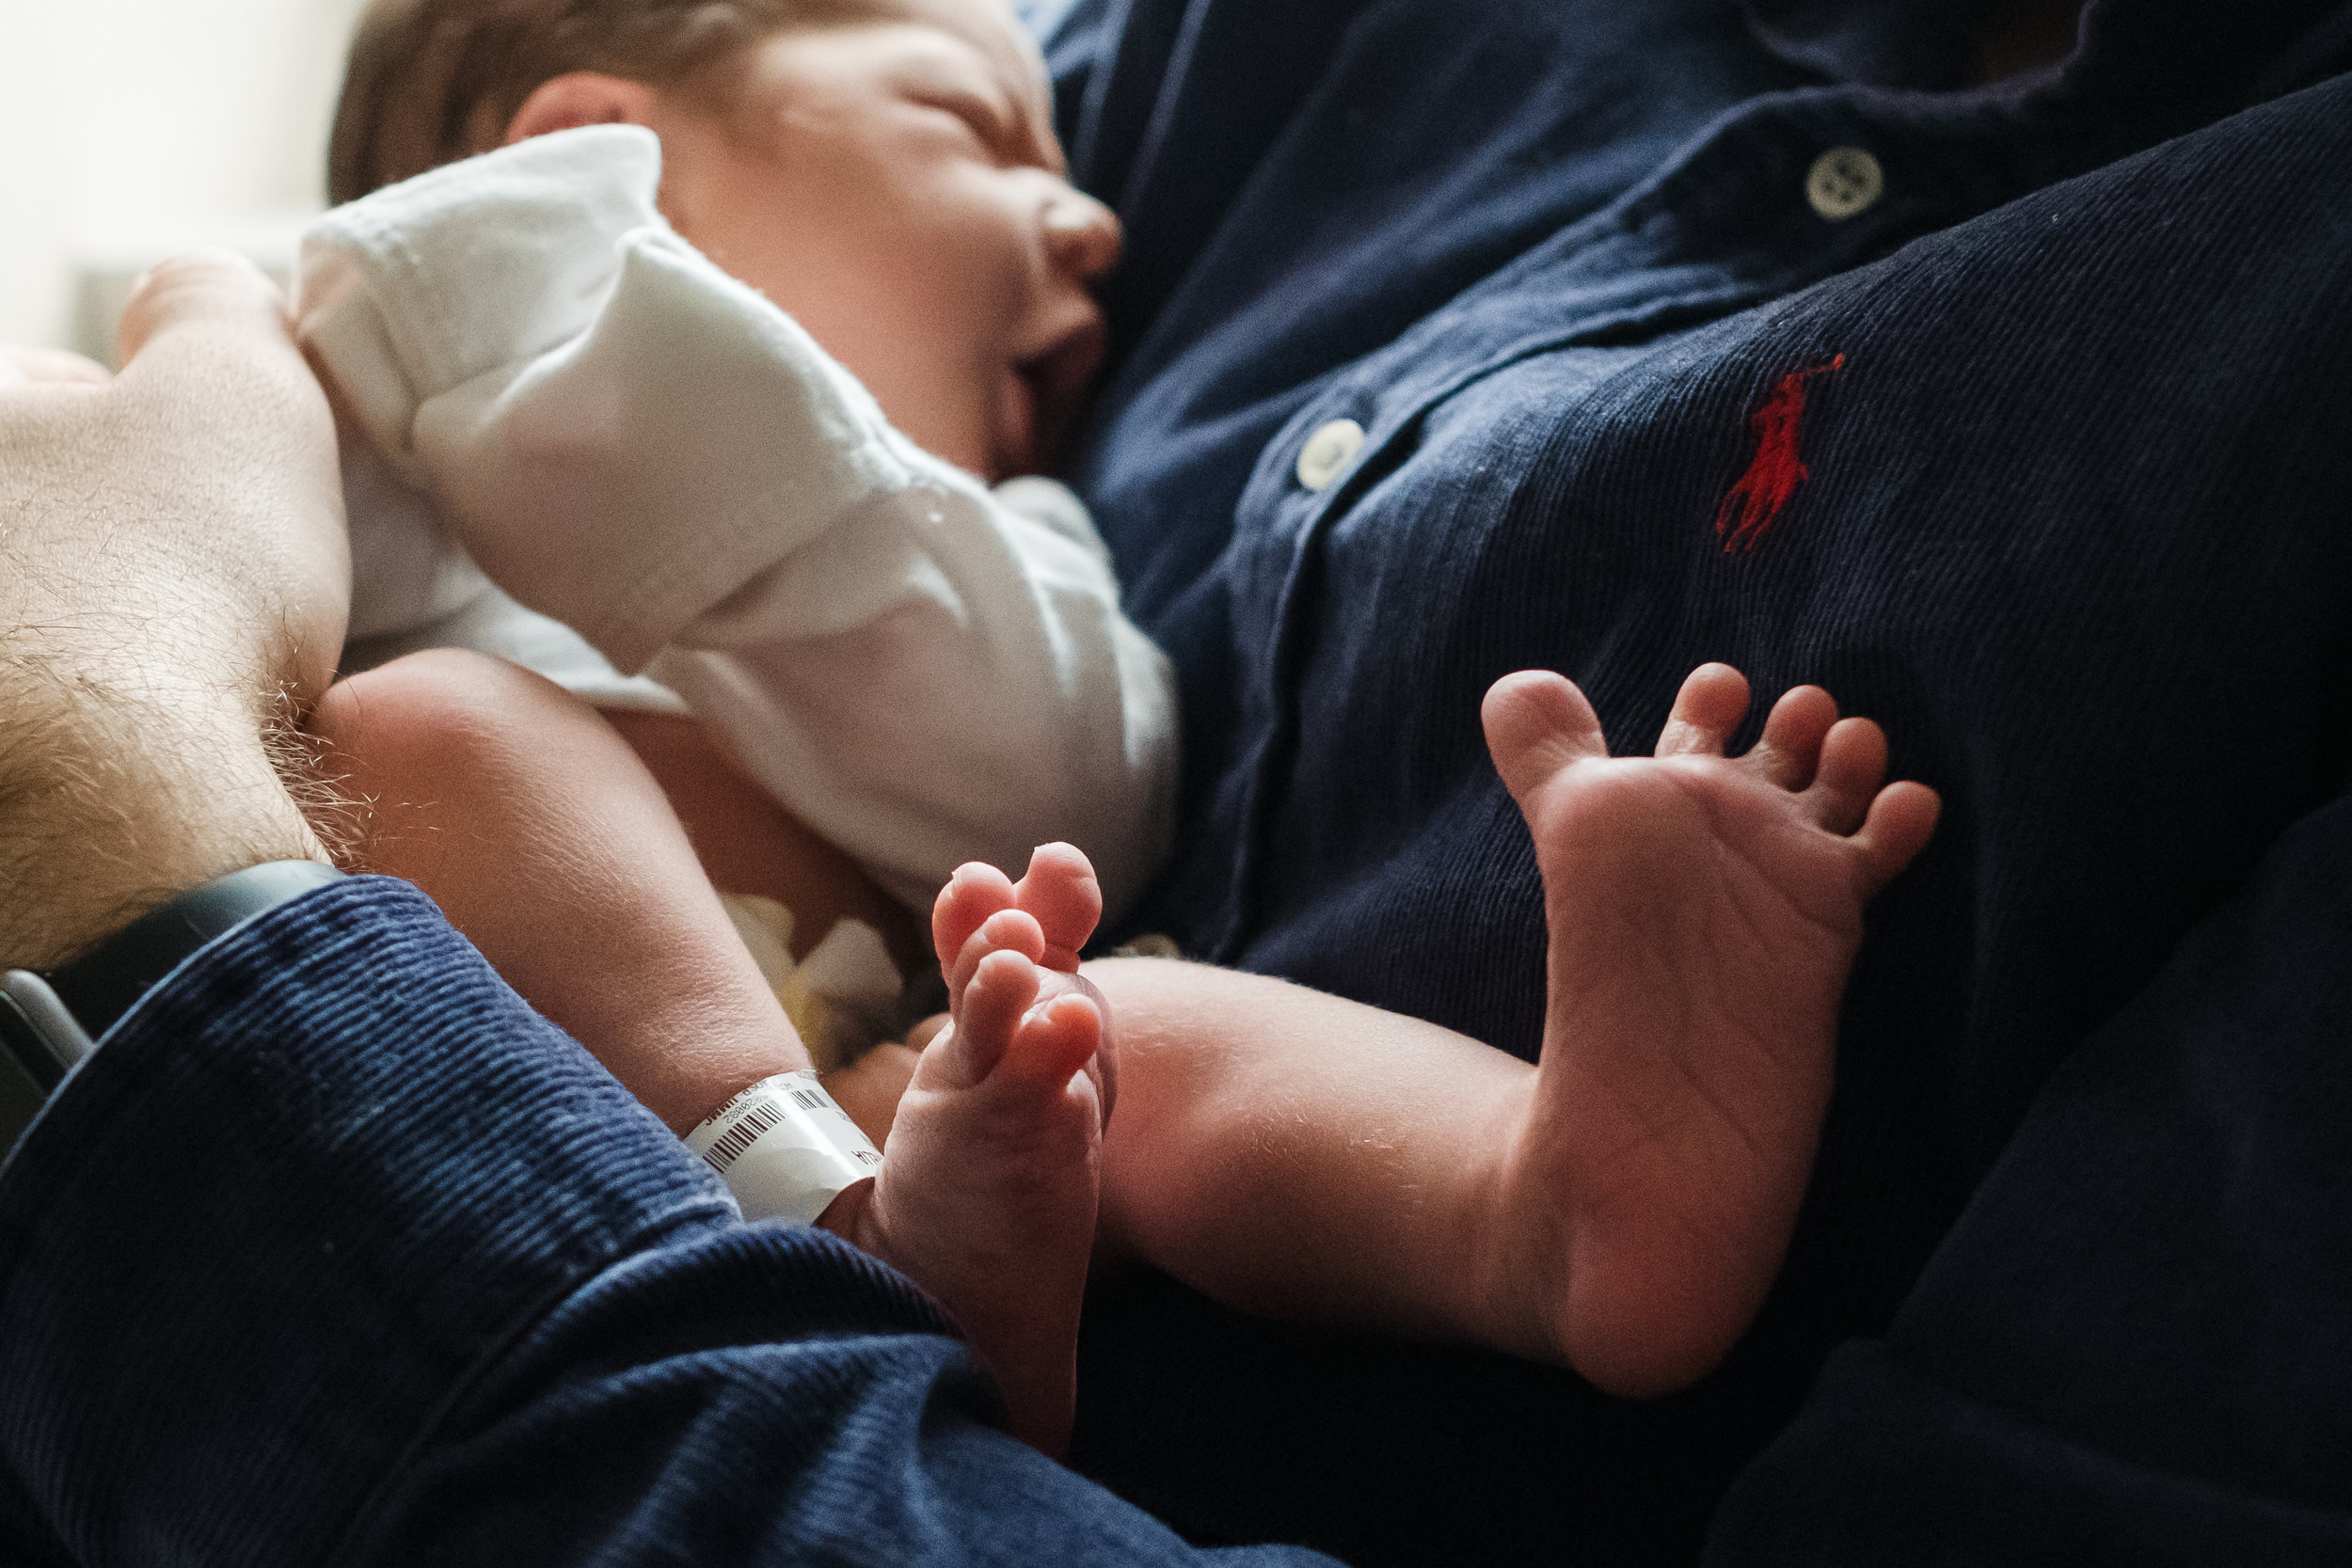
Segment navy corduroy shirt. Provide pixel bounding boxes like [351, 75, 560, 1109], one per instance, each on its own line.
[1041, 0, 2352, 1560]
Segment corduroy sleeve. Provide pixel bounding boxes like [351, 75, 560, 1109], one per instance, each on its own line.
[0, 877, 1332, 1567]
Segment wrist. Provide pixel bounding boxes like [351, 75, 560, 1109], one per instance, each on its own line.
[0, 669, 329, 970]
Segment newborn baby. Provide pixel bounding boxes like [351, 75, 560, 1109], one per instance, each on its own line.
[305, 36, 1172, 918]
[302, 0, 1941, 1457]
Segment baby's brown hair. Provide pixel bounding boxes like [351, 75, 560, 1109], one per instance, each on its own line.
[328, 0, 875, 204]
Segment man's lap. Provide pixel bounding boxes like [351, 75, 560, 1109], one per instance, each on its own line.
[1709, 790, 2352, 1565]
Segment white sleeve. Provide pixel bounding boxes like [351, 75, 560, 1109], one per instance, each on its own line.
[295, 124, 1175, 917]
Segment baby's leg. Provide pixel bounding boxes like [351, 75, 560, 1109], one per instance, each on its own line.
[1084, 665, 1935, 1397]
[827, 846, 1111, 1457]
[310, 648, 808, 1132]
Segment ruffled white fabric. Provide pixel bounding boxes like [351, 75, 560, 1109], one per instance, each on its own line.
[298, 125, 1175, 914]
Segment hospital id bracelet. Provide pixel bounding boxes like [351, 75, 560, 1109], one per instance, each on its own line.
[684, 1069, 883, 1226]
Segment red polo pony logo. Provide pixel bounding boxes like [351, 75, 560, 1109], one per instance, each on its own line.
[1715, 355, 1844, 552]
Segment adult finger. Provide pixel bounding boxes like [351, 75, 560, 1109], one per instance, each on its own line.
[0, 346, 110, 388]
[115, 248, 294, 368]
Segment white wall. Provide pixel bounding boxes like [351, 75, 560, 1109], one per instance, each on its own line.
[0, 0, 370, 352]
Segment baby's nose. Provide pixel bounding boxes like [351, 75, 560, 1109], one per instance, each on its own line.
[1043, 189, 1122, 281]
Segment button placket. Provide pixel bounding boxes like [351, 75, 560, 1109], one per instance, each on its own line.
[1218, 404, 1385, 962]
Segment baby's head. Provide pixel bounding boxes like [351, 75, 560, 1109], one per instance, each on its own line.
[332, 0, 1120, 479]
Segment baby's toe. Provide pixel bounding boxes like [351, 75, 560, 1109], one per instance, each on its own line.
[1484, 670, 1611, 807]
[1748, 685, 1838, 790]
[941, 947, 1045, 1084]
[933, 862, 1021, 974]
[1655, 663, 1752, 758]
[1807, 716, 1889, 832]
[1004, 979, 1105, 1098]
[1853, 781, 1942, 892]
[950, 907, 1047, 998]
[1015, 844, 1104, 972]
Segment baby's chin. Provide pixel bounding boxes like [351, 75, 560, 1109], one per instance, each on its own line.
[890, 370, 1047, 483]
[884, 394, 1011, 483]
[987, 365, 1041, 481]
[1005, 333, 1106, 478]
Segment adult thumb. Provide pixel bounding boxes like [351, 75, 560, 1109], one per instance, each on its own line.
[106, 247, 350, 703]
[114, 247, 295, 371]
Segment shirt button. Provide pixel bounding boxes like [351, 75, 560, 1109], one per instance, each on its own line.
[1804, 146, 1883, 220]
[1296, 418, 1366, 490]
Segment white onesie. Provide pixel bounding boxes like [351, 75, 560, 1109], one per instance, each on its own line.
[295, 125, 1175, 918]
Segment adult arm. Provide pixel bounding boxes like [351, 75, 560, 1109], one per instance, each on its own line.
[0, 252, 344, 970]
[0, 879, 1339, 1567]
[297, 124, 1176, 916]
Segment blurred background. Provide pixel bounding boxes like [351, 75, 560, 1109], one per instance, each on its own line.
[0, 0, 370, 357]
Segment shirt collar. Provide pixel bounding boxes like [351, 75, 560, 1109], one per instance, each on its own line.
[1746, 0, 2352, 103]
[1745, 0, 1982, 90]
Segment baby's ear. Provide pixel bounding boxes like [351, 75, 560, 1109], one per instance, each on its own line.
[505, 71, 661, 145]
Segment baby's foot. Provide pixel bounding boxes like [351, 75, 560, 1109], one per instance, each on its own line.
[928, 844, 1117, 1120]
[825, 846, 1109, 1455]
[930, 842, 1104, 980]
[1476, 665, 1938, 1396]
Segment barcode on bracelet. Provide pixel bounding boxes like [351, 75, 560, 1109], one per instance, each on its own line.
[789, 1086, 827, 1112]
[703, 1099, 787, 1175]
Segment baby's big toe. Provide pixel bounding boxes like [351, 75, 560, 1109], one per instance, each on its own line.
[1483, 671, 1610, 807]
[1015, 844, 1103, 972]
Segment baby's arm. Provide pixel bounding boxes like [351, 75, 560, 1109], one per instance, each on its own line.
[297, 124, 1175, 917]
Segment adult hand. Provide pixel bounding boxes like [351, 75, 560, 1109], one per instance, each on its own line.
[0, 250, 350, 969]
[0, 345, 110, 387]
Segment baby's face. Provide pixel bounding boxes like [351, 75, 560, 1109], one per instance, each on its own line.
[649, 5, 1120, 481]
